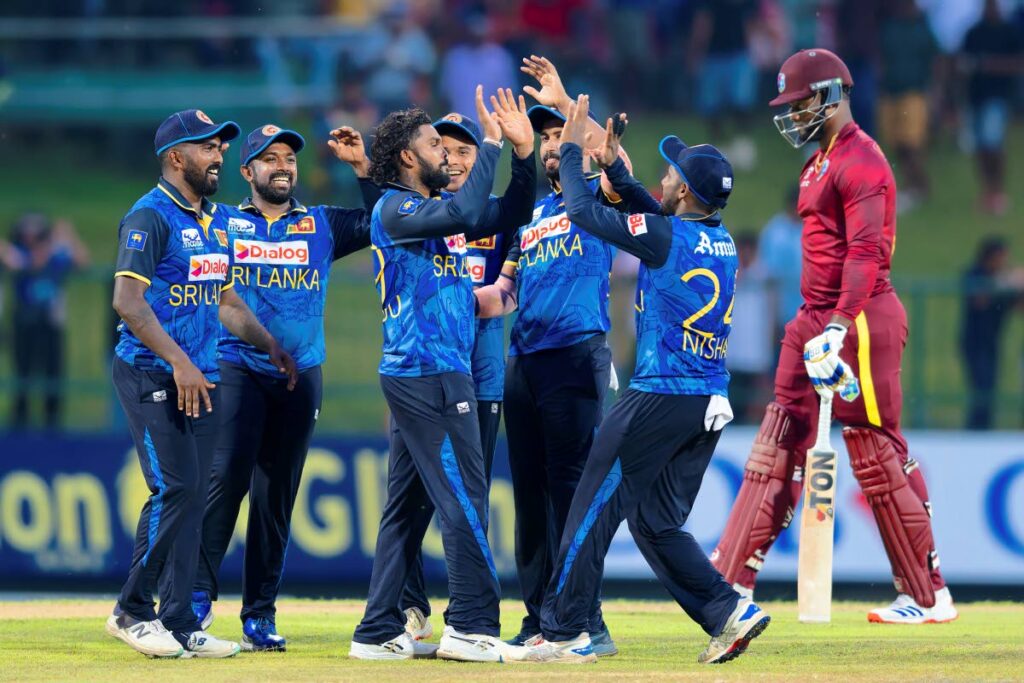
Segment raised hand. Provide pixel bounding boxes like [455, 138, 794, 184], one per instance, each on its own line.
[474, 84, 503, 144]
[587, 114, 628, 169]
[561, 94, 590, 149]
[521, 55, 571, 113]
[328, 126, 370, 177]
[490, 88, 533, 158]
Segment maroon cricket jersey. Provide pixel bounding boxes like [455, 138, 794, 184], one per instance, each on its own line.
[796, 122, 896, 321]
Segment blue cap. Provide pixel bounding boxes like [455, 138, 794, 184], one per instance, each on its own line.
[658, 136, 734, 210]
[154, 109, 240, 156]
[432, 113, 482, 146]
[240, 124, 306, 165]
[527, 105, 566, 132]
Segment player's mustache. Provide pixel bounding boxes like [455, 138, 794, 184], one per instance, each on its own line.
[542, 152, 560, 163]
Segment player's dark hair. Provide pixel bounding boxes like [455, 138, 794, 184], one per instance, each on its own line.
[370, 108, 433, 186]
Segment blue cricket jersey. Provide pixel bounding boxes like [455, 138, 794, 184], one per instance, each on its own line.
[558, 144, 739, 396]
[465, 231, 509, 401]
[114, 178, 231, 380]
[216, 198, 370, 375]
[506, 175, 618, 356]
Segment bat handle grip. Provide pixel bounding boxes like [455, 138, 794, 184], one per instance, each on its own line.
[816, 394, 833, 448]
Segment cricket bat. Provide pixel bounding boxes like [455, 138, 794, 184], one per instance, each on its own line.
[798, 393, 838, 623]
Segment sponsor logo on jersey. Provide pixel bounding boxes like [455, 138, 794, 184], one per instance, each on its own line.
[188, 253, 230, 281]
[627, 214, 648, 236]
[227, 217, 256, 235]
[446, 234, 467, 254]
[520, 213, 572, 251]
[287, 216, 316, 235]
[234, 239, 309, 265]
[466, 255, 486, 283]
[468, 235, 496, 249]
[181, 228, 204, 250]
[693, 231, 736, 257]
[213, 228, 228, 247]
[126, 229, 147, 251]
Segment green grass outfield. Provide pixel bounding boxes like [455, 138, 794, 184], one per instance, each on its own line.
[0, 598, 1021, 681]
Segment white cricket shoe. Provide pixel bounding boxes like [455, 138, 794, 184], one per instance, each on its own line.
[867, 587, 958, 624]
[404, 606, 433, 641]
[105, 609, 183, 658]
[436, 626, 540, 663]
[698, 599, 770, 664]
[528, 632, 597, 664]
[349, 632, 415, 660]
[178, 630, 241, 658]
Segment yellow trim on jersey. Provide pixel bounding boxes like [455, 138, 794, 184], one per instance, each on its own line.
[855, 311, 882, 427]
[220, 280, 235, 291]
[114, 270, 152, 286]
[157, 183, 194, 213]
[372, 246, 386, 303]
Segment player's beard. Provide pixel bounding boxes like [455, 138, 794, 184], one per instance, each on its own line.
[254, 171, 295, 205]
[184, 159, 221, 197]
[416, 153, 451, 192]
[542, 151, 560, 183]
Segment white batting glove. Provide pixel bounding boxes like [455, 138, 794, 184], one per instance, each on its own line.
[803, 323, 860, 402]
[704, 394, 734, 432]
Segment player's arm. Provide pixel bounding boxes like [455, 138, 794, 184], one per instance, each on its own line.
[559, 99, 672, 266]
[218, 287, 298, 389]
[475, 244, 520, 318]
[112, 209, 214, 418]
[831, 161, 890, 327]
[588, 115, 663, 215]
[324, 207, 372, 260]
[381, 142, 500, 242]
[521, 55, 633, 200]
[469, 89, 537, 241]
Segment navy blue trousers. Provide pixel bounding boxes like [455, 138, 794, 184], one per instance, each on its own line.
[503, 334, 610, 636]
[540, 389, 739, 641]
[353, 373, 501, 643]
[112, 357, 218, 633]
[195, 362, 321, 621]
[400, 399, 502, 617]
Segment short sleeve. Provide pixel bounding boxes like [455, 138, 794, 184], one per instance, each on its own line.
[115, 208, 168, 286]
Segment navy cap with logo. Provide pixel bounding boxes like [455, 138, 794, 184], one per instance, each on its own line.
[432, 113, 482, 147]
[240, 124, 306, 166]
[658, 135, 734, 211]
[154, 109, 240, 156]
[527, 105, 567, 133]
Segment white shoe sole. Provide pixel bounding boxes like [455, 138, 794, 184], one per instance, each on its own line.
[436, 647, 503, 663]
[180, 644, 241, 659]
[105, 617, 183, 658]
[867, 610, 958, 625]
[348, 644, 413, 660]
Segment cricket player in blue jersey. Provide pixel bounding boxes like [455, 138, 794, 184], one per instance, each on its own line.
[399, 92, 534, 642]
[191, 124, 377, 651]
[349, 87, 540, 663]
[107, 109, 296, 659]
[499, 56, 633, 653]
[527, 96, 770, 665]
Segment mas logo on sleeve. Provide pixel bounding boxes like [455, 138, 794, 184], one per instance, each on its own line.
[126, 229, 148, 251]
[397, 196, 425, 216]
[627, 214, 648, 237]
[287, 216, 316, 235]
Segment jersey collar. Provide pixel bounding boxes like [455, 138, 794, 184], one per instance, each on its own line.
[385, 181, 442, 198]
[237, 196, 308, 216]
[547, 171, 601, 196]
[157, 177, 217, 218]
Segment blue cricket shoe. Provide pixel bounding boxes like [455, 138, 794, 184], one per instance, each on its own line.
[242, 617, 287, 652]
[191, 591, 214, 630]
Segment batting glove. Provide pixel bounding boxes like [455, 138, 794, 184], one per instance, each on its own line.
[803, 324, 860, 401]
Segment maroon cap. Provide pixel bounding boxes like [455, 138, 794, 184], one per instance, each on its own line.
[769, 49, 853, 107]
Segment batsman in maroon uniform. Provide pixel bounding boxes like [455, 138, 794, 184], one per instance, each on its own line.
[710, 49, 958, 624]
